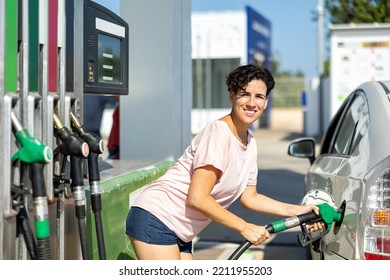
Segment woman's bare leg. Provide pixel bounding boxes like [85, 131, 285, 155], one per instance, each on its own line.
[180, 252, 194, 260]
[130, 238, 193, 260]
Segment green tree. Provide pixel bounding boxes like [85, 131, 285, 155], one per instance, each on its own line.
[271, 50, 281, 74]
[325, 0, 390, 24]
[271, 50, 304, 78]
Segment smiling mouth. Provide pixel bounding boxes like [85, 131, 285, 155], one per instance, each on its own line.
[244, 109, 257, 116]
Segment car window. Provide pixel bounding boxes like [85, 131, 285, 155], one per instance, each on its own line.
[320, 94, 353, 155]
[331, 92, 368, 155]
[349, 94, 369, 153]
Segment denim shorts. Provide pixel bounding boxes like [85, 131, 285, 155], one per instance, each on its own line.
[126, 207, 193, 254]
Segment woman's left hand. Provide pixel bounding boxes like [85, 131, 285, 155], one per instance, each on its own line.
[297, 204, 320, 215]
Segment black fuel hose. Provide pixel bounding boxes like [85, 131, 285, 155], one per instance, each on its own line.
[16, 206, 38, 260]
[86, 150, 106, 260]
[54, 114, 90, 260]
[70, 155, 90, 260]
[70, 112, 106, 260]
[30, 163, 51, 260]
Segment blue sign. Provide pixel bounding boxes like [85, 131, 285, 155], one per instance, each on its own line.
[246, 6, 271, 68]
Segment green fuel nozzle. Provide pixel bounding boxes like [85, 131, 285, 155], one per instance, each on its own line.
[317, 202, 343, 230]
[11, 111, 52, 164]
[297, 202, 344, 247]
[267, 202, 343, 234]
[10, 111, 52, 260]
[228, 202, 345, 260]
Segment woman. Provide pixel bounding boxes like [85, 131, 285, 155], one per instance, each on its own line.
[126, 64, 323, 260]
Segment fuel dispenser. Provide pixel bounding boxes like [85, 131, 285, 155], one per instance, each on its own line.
[65, 0, 129, 260]
[0, 0, 129, 260]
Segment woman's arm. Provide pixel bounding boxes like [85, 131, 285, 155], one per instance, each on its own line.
[187, 166, 270, 245]
[240, 185, 320, 217]
[240, 186, 324, 233]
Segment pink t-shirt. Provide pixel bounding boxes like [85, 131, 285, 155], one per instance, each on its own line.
[132, 120, 258, 242]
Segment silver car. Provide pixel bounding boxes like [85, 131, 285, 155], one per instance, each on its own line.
[288, 80, 390, 260]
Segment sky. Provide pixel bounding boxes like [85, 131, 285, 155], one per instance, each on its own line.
[94, 0, 323, 78]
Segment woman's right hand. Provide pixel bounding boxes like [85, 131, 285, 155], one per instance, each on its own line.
[241, 223, 270, 246]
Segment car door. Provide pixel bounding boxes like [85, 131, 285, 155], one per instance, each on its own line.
[309, 91, 369, 259]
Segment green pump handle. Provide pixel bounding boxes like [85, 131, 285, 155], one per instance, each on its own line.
[317, 203, 343, 229]
[228, 203, 343, 260]
[11, 111, 51, 163]
[11, 128, 52, 164]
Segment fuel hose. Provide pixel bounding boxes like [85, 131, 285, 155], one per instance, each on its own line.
[70, 112, 106, 260]
[53, 113, 90, 260]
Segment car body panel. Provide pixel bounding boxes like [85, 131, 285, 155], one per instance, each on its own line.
[289, 80, 390, 260]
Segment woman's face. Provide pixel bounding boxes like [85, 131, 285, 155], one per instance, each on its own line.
[229, 79, 269, 126]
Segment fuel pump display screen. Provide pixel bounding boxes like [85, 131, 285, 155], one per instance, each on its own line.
[98, 34, 121, 85]
[82, 0, 129, 95]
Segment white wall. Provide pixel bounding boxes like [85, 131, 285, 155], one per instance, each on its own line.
[330, 24, 390, 118]
[303, 77, 320, 137]
[191, 11, 246, 60]
[119, 0, 192, 161]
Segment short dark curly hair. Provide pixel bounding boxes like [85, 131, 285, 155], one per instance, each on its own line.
[226, 64, 275, 96]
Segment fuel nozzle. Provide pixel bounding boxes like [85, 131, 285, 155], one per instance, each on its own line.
[11, 111, 52, 164]
[69, 111, 106, 260]
[53, 113, 89, 158]
[69, 111, 103, 188]
[69, 111, 102, 188]
[53, 113, 90, 259]
[69, 112, 104, 155]
[298, 189, 346, 249]
[228, 201, 344, 260]
[53, 113, 89, 200]
[10, 111, 52, 260]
